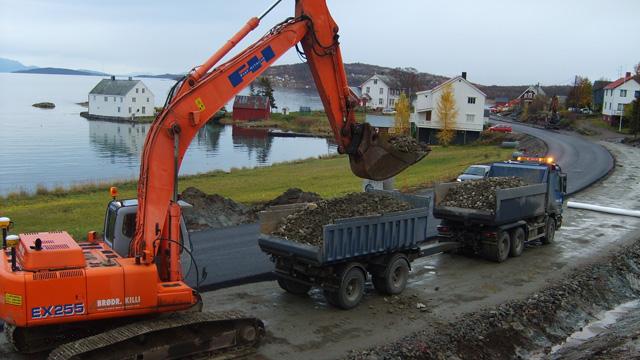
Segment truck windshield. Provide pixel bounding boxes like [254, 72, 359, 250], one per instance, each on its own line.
[489, 165, 546, 184]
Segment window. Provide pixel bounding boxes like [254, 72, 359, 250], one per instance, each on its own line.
[141, 88, 145, 94]
[146, 97, 149, 102]
[466, 114, 475, 122]
[468, 97, 476, 104]
[117, 106, 120, 113]
[379, 88, 384, 95]
[132, 97, 136, 103]
[120, 97, 123, 103]
[635, 91, 640, 99]
[378, 98, 383, 105]
[128, 107, 132, 114]
[142, 106, 146, 114]
[365, 87, 370, 94]
[136, 88, 139, 93]
[620, 89, 627, 97]
[618, 103, 623, 111]
[425, 110, 432, 121]
[373, 79, 378, 85]
[93, 95, 96, 101]
[122, 213, 136, 238]
[609, 103, 611, 110]
[104, 96, 108, 101]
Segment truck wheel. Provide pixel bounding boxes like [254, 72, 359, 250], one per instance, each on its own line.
[277, 278, 311, 295]
[509, 227, 525, 257]
[372, 255, 409, 295]
[482, 231, 511, 263]
[542, 219, 556, 244]
[326, 266, 365, 310]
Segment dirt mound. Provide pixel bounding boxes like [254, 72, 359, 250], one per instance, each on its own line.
[180, 187, 256, 231]
[272, 192, 411, 246]
[389, 135, 430, 153]
[264, 188, 322, 207]
[440, 177, 527, 212]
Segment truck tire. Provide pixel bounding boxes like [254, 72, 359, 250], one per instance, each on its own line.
[509, 227, 525, 257]
[542, 218, 556, 244]
[482, 231, 511, 263]
[277, 278, 311, 295]
[324, 265, 365, 310]
[372, 254, 409, 295]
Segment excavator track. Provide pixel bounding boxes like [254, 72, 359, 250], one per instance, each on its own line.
[46, 311, 264, 360]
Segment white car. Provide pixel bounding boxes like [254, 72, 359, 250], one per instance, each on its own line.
[456, 165, 491, 182]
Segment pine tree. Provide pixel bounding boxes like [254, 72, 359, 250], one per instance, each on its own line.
[393, 92, 411, 135]
[256, 77, 277, 110]
[436, 83, 458, 146]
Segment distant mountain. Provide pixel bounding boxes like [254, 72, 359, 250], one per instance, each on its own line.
[13, 67, 110, 76]
[137, 73, 184, 80]
[0, 57, 37, 72]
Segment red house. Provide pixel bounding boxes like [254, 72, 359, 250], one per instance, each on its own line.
[232, 95, 271, 121]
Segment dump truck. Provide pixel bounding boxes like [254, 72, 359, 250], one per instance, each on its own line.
[434, 156, 567, 262]
[258, 192, 458, 309]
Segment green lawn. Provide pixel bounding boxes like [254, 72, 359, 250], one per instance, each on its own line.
[1, 145, 511, 239]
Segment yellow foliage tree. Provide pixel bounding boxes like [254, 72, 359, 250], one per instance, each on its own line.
[436, 83, 458, 145]
[393, 92, 410, 135]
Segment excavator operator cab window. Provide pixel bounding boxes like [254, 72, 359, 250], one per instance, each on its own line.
[103, 201, 120, 249]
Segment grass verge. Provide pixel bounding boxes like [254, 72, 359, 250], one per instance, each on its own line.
[1, 145, 511, 239]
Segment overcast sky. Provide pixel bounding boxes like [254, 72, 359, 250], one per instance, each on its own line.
[1, 0, 638, 85]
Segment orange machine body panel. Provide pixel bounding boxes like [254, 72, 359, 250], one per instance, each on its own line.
[0, 232, 196, 327]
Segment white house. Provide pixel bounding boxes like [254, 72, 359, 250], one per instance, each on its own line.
[88, 76, 155, 119]
[360, 74, 403, 110]
[602, 72, 640, 125]
[518, 84, 546, 103]
[411, 72, 486, 144]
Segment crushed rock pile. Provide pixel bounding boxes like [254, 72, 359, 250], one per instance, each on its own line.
[272, 192, 411, 246]
[263, 188, 322, 208]
[388, 135, 430, 153]
[180, 187, 257, 231]
[440, 177, 527, 212]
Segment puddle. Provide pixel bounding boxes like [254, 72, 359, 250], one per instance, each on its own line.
[531, 299, 640, 359]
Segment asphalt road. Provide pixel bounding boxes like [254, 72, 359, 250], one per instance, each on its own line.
[188, 122, 614, 289]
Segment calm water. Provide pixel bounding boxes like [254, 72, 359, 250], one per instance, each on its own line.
[0, 73, 333, 195]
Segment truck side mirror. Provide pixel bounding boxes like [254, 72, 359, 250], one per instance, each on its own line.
[560, 174, 567, 193]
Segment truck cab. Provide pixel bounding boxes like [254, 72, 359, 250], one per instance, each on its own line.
[103, 199, 193, 276]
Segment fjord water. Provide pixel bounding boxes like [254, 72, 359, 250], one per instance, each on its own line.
[0, 73, 332, 196]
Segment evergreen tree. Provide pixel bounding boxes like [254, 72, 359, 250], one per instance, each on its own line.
[256, 77, 277, 110]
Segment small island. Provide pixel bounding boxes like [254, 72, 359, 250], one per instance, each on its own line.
[32, 102, 55, 109]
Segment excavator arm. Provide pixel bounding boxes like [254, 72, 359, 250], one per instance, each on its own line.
[133, 0, 427, 273]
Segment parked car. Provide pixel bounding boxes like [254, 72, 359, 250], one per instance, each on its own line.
[456, 164, 491, 182]
[580, 108, 593, 115]
[488, 124, 513, 133]
[381, 108, 396, 115]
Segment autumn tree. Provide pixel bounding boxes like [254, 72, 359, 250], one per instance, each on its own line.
[630, 99, 640, 138]
[635, 62, 640, 77]
[436, 83, 458, 145]
[567, 76, 593, 108]
[256, 77, 277, 109]
[392, 92, 411, 135]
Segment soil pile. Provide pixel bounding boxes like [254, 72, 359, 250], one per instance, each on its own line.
[388, 135, 429, 153]
[263, 188, 322, 207]
[180, 187, 256, 231]
[440, 177, 526, 212]
[32, 102, 55, 109]
[272, 192, 411, 246]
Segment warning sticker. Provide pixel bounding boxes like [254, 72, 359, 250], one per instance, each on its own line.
[5, 293, 22, 306]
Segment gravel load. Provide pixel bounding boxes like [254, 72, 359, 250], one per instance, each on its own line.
[388, 135, 429, 153]
[180, 187, 257, 231]
[440, 177, 527, 212]
[263, 188, 322, 208]
[272, 192, 412, 246]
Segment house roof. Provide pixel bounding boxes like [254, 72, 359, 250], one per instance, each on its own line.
[349, 86, 362, 98]
[89, 79, 140, 96]
[361, 74, 402, 89]
[518, 85, 546, 99]
[233, 95, 270, 110]
[417, 76, 486, 97]
[604, 74, 639, 89]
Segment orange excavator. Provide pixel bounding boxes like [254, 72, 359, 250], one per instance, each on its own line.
[0, 1, 427, 358]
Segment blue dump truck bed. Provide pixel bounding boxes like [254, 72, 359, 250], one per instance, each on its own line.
[258, 191, 430, 266]
[433, 182, 547, 226]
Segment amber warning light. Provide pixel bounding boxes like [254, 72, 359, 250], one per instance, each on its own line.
[110, 187, 119, 199]
[516, 156, 555, 164]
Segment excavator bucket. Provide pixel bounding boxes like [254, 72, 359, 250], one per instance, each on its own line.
[348, 123, 429, 181]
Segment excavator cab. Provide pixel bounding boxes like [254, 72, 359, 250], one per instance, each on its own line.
[103, 199, 194, 277]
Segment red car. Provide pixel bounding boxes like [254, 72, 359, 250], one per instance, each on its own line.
[488, 124, 513, 133]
